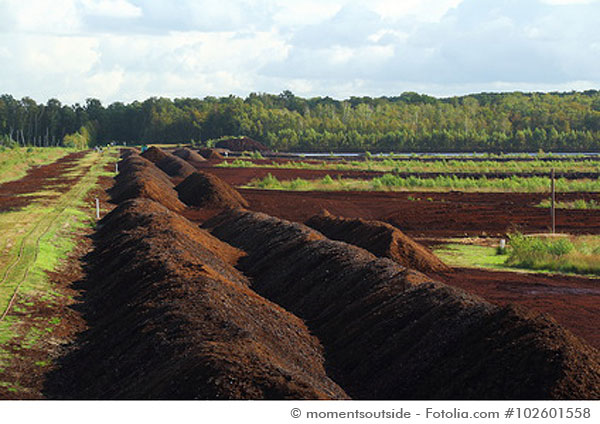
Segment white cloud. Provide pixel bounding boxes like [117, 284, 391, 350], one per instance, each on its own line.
[1, 0, 81, 34]
[371, 0, 464, 22]
[1, 0, 600, 103]
[85, 67, 125, 98]
[4, 34, 100, 74]
[272, 1, 342, 26]
[540, 0, 599, 4]
[81, 0, 142, 18]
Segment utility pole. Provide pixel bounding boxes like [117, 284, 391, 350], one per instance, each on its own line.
[551, 168, 556, 234]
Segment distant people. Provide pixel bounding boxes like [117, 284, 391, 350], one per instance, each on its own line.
[141, 144, 148, 153]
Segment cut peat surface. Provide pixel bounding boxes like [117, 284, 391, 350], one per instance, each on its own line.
[232, 189, 600, 237]
[436, 267, 600, 350]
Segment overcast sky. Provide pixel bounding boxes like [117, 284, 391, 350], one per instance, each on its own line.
[1, 0, 599, 104]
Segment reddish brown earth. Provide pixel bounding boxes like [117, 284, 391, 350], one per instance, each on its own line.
[202, 163, 387, 185]
[140, 146, 169, 162]
[141, 146, 196, 178]
[110, 154, 186, 212]
[433, 268, 600, 350]
[228, 188, 600, 350]
[227, 189, 600, 237]
[12, 152, 598, 399]
[306, 210, 449, 275]
[202, 161, 600, 183]
[0, 151, 89, 212]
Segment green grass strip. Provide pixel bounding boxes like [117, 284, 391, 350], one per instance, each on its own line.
[244, 173, 600, 193]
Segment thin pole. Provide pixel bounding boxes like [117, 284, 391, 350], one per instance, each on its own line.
[96, 197, 100, 220]
[551, 168, 555, 234]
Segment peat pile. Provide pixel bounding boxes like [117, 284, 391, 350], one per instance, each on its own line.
[206, 208, 600, 399]
[45, 198, 347, 400]
[198, 148, 225, 160]
[175, 171, 248, 209]
[306, 210, 449, 274]
[109, 154, 186, 212]
[140, 146, 168, 162]
[116, 154, 172, 185]
[172, 147, 207, 167]
[120, 148, 138, 159]
[141, 147, 196, 178]
[215, 136, 269, 152]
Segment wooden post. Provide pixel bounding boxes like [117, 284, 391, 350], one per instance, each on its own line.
[96, 198, 100, 220]
[551, 168, 556, 234]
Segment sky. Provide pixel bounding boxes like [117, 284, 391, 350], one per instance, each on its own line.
[1, 0, 599, 104]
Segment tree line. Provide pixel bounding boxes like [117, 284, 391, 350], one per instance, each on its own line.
[1, 90, 600, 152]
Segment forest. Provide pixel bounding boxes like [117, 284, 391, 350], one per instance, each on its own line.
[1, 90, 600, 152]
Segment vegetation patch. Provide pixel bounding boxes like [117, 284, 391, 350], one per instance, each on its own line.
[434, 234, 600, 277]
[505, 233, 600, 275]
[220, 158, 600, 174]
[245, 173, 600, 193]
[536, 198, 600, 210]
[434, 243, 509, 271]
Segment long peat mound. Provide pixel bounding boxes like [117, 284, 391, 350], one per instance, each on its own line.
[206, 208, 600, 400]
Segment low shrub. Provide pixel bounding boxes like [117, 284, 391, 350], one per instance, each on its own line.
[505, 232, 600, 275]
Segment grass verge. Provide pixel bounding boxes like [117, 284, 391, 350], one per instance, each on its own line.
[0, 148, 118, 396]
[434, 243, 509, 271]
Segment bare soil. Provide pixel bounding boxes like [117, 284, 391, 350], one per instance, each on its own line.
[141, 146, 196, 178]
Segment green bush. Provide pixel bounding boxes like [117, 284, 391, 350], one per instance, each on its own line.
[256, 173, 281, 189]
[506, 232, 575, 269]
[321, 174, 334, 185]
